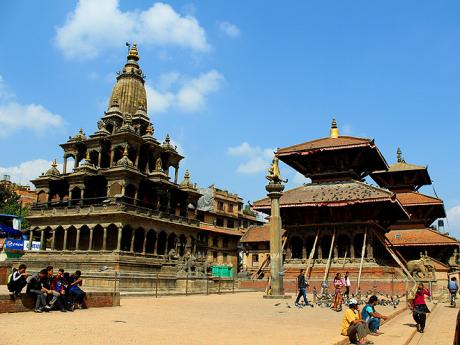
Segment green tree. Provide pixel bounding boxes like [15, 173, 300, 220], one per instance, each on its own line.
[0, 183, 30, 230]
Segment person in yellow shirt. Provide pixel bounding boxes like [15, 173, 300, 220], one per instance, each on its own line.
[341, 298, 373, 345]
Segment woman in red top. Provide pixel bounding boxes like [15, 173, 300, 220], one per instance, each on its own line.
[333, 273, 344, 312]
[411, 283, 431, 333]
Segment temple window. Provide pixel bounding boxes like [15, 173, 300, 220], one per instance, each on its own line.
[228, 204, 234, 213]
[216, 217, 224, 227]
[227, 219, 234, 228]
[252, 254, 259, 265]
[217, 201, 224, 211]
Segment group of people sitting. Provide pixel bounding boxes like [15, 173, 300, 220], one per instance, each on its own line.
[7, 264, 86, 313]
[341, 283, 433, 345]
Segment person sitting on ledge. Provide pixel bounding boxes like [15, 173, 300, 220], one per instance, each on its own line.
[7, 264, 29, 299]
[68, 270, 86, 309]
[27, 269, 49, 313]
[50, 268, 72, 312]
[361, 295, 387, 335]
[341, 298, 373, 345]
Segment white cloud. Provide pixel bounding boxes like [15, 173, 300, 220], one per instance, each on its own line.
[218, 21, 240, 38]
[228, 142, 274, 174]
[55, 0, 210, 60]
[0, 159, 63, 187]
[146, 70, 223, 113]
[447, 205, 460, 237]
[0, 76, 65, 138]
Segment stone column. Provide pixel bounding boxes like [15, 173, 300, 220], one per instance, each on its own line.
[68, 189, 73, 206]
[302, 242, 307, 259]
[116, 227, 123, 251]
[174, 165, 179, 184]
[74, 157, 78, 169]
[350, 241, 355, 259]
[63, 229, 68, 251]
[264, 181, 287, 299]
[28, 230, 33, 250]
[80, 187, 85, 206]
[76, 228, 81, 250]
[130, 230, 135, 252]
[153, 238, 158, 255]
[110, 150, 115, 166]
[367, 231, 374, 258]
[51, 229, 56, 250]
[333, 244, 338, 258]
[40, 230, 45, 251]
[102, 227, 108, 251]
[63, 156, 67, 174]
[88, 228, 94, 251]
[142, 230, 148, 254]
[97, 151, 102, 167]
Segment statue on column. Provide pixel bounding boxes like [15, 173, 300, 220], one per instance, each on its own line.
[266, 157, 288, 184]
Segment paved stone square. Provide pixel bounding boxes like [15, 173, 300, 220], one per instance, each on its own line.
[1, 292, 410, 345]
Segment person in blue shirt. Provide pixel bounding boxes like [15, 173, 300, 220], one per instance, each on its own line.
[448, 277, 458, 307]
[361, 295, 388, 335]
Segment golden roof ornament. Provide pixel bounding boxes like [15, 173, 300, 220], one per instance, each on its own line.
[163, 134, 174, 150]
[145, 124, 153, 136]
[266, 156, 287, 184]
[127, 43, 140, 61]
[330, 118, 339, 138]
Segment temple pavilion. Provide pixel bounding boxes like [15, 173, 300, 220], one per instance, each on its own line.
[21, 45, 243, 282]
[251, 119, 411, 290]
[370, 148, 459, 264]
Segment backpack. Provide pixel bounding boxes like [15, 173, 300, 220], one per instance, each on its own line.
[6, 268, 17, 289]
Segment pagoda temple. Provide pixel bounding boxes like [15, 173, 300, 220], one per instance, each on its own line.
[21, 45, 244, 286]
[251, 119, 411, 292]
[370, 148, 459, 265]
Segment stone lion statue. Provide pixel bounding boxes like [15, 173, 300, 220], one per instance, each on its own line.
[167, 248, 178, 261]
[406, 256, 435, 279]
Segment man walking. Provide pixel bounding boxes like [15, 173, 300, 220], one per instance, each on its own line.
[295, 269, 313, 308]
[448, 276, 458, 307]
[344, 271, 351, 301]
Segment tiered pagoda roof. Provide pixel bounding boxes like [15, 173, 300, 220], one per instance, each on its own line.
[253, 119, 409, 227]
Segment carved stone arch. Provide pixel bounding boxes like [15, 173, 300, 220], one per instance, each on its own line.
[145, 229, 157, 254]
[157, 231, 168, 255]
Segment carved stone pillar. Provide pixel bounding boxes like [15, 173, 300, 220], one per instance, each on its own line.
[302, 242, 307, 259]
[350, 241, 355, 259]
[130, 230, 135, 252]
[76, 228, 81, 250]
[116, 227, 122, 251]
[88, 228, 94, 251]
[142, 230, 148, 254]
[63, 229, 68, 251]
[97, 151, 102, 167]
[51, 229, 56, 250]
[102, 227, 108, 251]
[333, 244, 338, 258]
[174, 165, 179, 184]
[40, 230, 45, 251]
[28, 230, 33, 251]
[110, 150, 115, 166]
[63, 156, 68, 174]
[367, 232, 374, 258]
[153, 237, 158, 255]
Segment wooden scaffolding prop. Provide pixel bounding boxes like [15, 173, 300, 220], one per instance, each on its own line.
[321, 228, 337, 292]
[304, 228, 320, 279]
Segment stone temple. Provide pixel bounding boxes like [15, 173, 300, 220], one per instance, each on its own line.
[20, 44, 258, 288]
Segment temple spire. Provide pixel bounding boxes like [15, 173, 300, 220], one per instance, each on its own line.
[330, 118, 339, 138]
[397, 147, 405, 163]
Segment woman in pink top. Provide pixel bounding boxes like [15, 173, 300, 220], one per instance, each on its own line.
[411, 283, 431, 333]
[333, 273, 344, 312]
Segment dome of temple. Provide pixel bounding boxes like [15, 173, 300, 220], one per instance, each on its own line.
[45, 159, 60, 177]
[107, 43, 147, 116]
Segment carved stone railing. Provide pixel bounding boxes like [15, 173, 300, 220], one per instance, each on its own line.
[29, 197, 200, 227]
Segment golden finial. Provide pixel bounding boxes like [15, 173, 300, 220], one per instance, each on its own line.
[123, 146, 129, 157]
[85, 151, 91, 161]
[330, 118, 339, 138]
[266, 156, 287, 184]
[51, 159, 57, 168]
[127, 43, 139, 61]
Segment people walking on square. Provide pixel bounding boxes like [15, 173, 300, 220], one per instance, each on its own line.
[448, 276, 458, 307]
[27, 269, 49, 313]
[344, 271, 351, 301]
[411, 283, 431, 333]
[333, 273, 344, 312]
[295, 269, 313, 308]
[7, 264, 29, 299]
[341, 298, 373, 345]
[361, 295, 387, 335]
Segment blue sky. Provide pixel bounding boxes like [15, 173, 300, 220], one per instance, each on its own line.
[1, 1, 460, 236]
